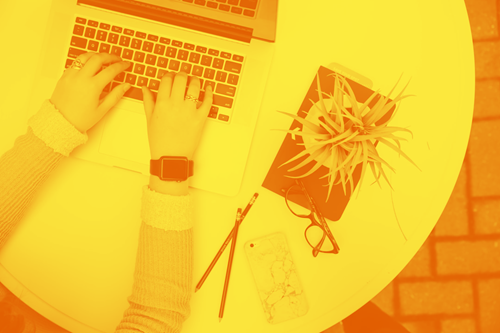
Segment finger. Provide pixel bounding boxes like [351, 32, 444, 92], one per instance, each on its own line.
[96, 82, 131, 115]
[142, 86, 155, 123]
[94, 61, 131, 89]
[64, 52, 97, 77]
[156, 71, 174, 105]
[198, 84, 213, 117]
[80, 53, 122, 77]
[170, 71, 188, 104]
[185, 76, 201, 107]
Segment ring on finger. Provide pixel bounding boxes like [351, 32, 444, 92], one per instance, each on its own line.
[70, 57, 85, 71]
[185, 94, 199, 103]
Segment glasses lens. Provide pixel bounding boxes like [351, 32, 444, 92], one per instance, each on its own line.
[305, 224, 334, 252]
[285, 185, 312, 216]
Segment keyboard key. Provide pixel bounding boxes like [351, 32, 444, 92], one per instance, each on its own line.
[221, 52, 231, 59]
[119, 35, 131, 47]
[131, 38, 142, 50]
[160, 37, 171, 44]
[146, 66, 157, 77]
[183, 0, 194, 2]
[148, 34, 159, 42]
[154, 44, 166, 56]
[157, 69, 168, 79]
[216, 83, 236, 96]
[215, 71, 227, 82]
[88, 40, 99, 51]
[124, 29, 134, 36]
[135, 31, 147, 38]
[111, 45, 122, 57]
[157, 57, 169, 68]
[224, 60, 242, 74]
[111, 81, 121, 91]
[207, 1, 218, 8]
[208, 49, 219, 56]
[216, 0, 226, 2]
[184, 43, 195, 50]
[145, 54, 157, 65]
[97, 30, 107, 41]
[88, 20, 99, 27]
[232, 54, 244, 62]
[172, 40, 183, 47]
[115, 71, 125, 82]
[192, 65, 203, 76]
[243, 9, 255, 17]
[201, 55, 212, 66]
[196, 46, 207, 53]
[203, 68, 215, 80]
[73, 24, 85, 36]
[168, 59, 180, 71]
[68, 47, 86, 59]
[240, 0, 257, 9]
[177, 49, 189, 60]
[124, 62, 133, 72]
[149, 79, 161, 90]
[112, 26, 123, 33]
[218, 114, 229, 122]
[143, 41, 154, 52]
[231, 7, 242, 14]
[108, 33, 119, 44]
[99, 23, 110, 30]
[125, 73, 137, 85]
[71, 36, 87, 49]
[103, 82, 111, 92]
[228, 0, 238, 5]
[76, 17, 86, 24]
[124, 86, 143, 100]
[219, 4, 230, 11]
[189, 53, 200, 64]
[203, 80, 216, 91]
[228, 74, 239, 85]
[99, 43, 111, 53]
[208, 106, 219, 118]
[134, 63, 145, 75]
[180, 62, 192, 74]
[84, 27, 96, 39]
[166, 47, 177, 58]
[213, 94, 233, 108]
[194, 0, 206, 5]
[137, 76, 148, 87]
[134, 51, 145, 62]
[65, 58, 74, 69]
[122, 48, 134, 60]
[213, 58, 224, 69]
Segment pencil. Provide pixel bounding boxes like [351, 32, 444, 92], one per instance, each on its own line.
[195, 192, 259, 293]
[219, 208, 241, 322]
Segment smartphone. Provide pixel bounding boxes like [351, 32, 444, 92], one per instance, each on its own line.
[244, 232, 309, 324]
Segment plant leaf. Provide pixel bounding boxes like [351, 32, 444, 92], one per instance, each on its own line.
[287, 146, 327, 172]
[276, 111, 328, 134]
[377, 137, 421, 171]
[278, 143, 326, 168]
[271, 128, 332, 140]
[286, 147, 331, 178]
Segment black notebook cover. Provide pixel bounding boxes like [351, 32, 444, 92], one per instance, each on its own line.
[262, 66, 396, 221]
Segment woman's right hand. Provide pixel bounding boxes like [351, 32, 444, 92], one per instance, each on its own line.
[142, 71, 213, 161]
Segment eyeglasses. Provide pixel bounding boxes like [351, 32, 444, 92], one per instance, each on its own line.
[283, 179, 340, 257]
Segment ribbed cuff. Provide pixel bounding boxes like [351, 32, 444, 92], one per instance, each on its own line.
[141, 185, 193, 231]
[27, 100, 88, 157]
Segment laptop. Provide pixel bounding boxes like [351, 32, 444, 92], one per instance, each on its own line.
[26, 0, 277, 196]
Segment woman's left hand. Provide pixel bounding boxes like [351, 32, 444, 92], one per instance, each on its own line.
[50, 52, 132, 133]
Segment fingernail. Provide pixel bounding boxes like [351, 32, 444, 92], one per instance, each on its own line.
[124, 83, 131, 91]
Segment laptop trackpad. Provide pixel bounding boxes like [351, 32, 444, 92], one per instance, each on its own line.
[99, 108, 150, 164]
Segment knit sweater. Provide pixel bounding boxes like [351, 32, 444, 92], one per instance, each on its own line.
[0, 100, 192, 333]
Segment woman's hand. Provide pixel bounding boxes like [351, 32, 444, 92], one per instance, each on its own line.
[142, 71, 213, 161]
[50, 52, 131, 133]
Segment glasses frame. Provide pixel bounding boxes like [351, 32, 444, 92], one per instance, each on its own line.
[284, 179, 340, 257]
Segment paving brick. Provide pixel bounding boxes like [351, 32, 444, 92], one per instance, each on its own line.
[464, 0, 499, 40]
[401, 321, 438, 333]
[441, 318, 476, 333]
[398, 238, 431, 277]
[468, 120, 500, 197]
[473, 79, 500, 120]
[474, 41, 500, 79]
[371, 281, 394, 316]
[478, 279, 500, 333]
[399, 281, 473, 315]
[434, 163, 469, 236]
[436, 240, 500, 275]
[473, 198, 500, 234]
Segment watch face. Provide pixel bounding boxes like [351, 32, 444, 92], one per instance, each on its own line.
[161, 158, 188, 180]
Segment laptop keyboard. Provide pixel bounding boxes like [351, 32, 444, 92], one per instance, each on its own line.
[65, 16, 246, 123]
[182, 0, 258, 18]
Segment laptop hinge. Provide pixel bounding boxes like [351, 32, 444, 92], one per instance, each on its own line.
[77, 0, 253, 43]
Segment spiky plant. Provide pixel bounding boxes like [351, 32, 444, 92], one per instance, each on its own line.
[275, 73, 420, 202]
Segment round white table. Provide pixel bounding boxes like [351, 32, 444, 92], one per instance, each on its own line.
[0, 0, 474, 332]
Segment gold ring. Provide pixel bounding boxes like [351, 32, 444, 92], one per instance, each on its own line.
[70, 58, 84, 70]
[185, 94, 199, 103]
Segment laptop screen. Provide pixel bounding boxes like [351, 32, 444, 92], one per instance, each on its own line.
[77, 0, 253, 42]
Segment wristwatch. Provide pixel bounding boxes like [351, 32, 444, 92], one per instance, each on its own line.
[150, 156, 194, 182]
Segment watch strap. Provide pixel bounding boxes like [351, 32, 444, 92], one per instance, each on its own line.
[150, 157, 193, 179]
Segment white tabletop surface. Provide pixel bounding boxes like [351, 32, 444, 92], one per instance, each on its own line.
[0, 1, 474, 332]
